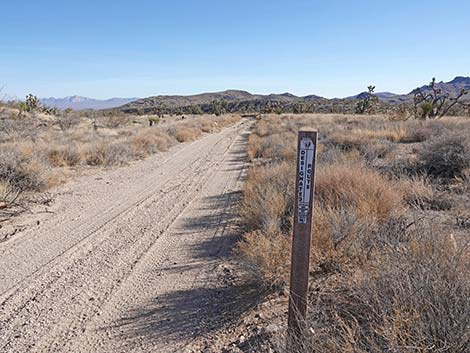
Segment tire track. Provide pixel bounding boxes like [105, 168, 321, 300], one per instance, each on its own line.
[68, 121, 249, 353]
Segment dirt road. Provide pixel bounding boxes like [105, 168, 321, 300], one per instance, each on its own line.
[0, 119, 251, 352]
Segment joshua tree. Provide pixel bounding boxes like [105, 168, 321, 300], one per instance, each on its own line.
[211, 99, 225, 116]
[25, 94, 41, 112]
[413, 77, 468, 119]
[155, 102, 166, 118]
[355, 85, 378, 114]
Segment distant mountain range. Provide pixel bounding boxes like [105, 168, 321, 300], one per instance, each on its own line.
[39, 76, 470, 111]
[122, 90, 323, 110]
[40, 96, 139, 110]
[120, 76, 470, 111]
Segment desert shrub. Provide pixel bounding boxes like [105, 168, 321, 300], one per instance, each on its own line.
[360, 140, 394, 163]
[131, 129, 172, 157]
[326, 131, 396, 164]
[236, 230, 291, 288]
[400, 175, 435, 209]
[329, 127, 407, 146]
[249, 133, 293, 161]
[200, 120, 215, 133]
[84, 142, 133, 167]
[2, 115, 41, 141]
[327, 132, 365, 151]
[0, 180, 14, 205]
[416, 133, 470, 179]
[454, 168, 470, 194]
[246, 133, 264, 161]
[47, 144, 82, 167]
[386, 103, 413, 121]
[239, 161, 294, 234]
[0, 149, 45, 193]
[361, 127, 408, 142]
[253, 120, 273, 137]
[315, 163, 403, 221]
[260, 132, 297, 161]
[311, 163, 405, 266]
[400, 119, 453, 144]
[167, 125, 201, 142]
[316, 145, 344, 165]
[400, 125, 437, 143]
[99, 114, 129, 128]
[56, 113, 80, 131]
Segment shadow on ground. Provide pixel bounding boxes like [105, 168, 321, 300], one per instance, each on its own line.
[181, 190, 243, 260]
[108, 282, 267, 349]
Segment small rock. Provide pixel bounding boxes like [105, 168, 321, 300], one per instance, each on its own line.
[263, 323, 281, 335]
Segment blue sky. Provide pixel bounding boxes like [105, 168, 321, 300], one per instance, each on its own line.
[1, 0, 469, 99]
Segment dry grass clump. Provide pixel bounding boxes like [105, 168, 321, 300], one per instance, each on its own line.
[55, 112, 81, 131]
[329, 126, 408, 146]
[131, 129, 172, 157]
[455, 168, 470, 193]
[258, 132, 297, 161]
[400, 175, 435, 209]
[246, 133, 263, 161]
[168, 125, 202, 142]
[0, 180, 13, 205]
[236, 230, 291, 287]
[240, 162, 294, 228]
[83, 141, 133, 167]
[311, 163, 405, 266]
[0, 148, 46, 212]
[416, 133, 470, 179]
[316, 163, 403, 221]
[0, 149, 45, 193]
[165, 115, 239, 143]
[46, 144, 82, 167]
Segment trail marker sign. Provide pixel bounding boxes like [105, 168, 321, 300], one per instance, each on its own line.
[288, 130, 318, 347]
[297, 137, 315, 224]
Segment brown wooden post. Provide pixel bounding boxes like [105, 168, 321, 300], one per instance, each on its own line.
[287, 130, 318, 348]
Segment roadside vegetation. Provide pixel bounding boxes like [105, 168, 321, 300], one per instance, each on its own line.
[0, 101, 239, 223]
[236, 113, 470, 352]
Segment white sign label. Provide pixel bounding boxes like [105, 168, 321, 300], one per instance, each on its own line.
[297, 137, 315, 224]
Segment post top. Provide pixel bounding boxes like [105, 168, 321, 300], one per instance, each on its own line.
[298, 130, 318, 136]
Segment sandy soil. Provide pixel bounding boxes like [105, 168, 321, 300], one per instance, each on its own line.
[0, 119, 252, 352]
